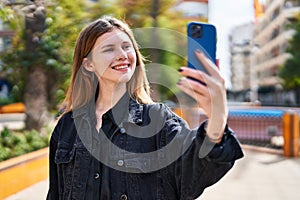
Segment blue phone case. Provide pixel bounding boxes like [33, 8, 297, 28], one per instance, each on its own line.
[187, 22, 217, 74]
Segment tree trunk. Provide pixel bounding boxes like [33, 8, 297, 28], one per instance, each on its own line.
[24, 66, 49, 131]
[24, 3, 49, 131]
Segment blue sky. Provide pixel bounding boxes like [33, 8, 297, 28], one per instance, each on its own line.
[209, 0, 255, 88]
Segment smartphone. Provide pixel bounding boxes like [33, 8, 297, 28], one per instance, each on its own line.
[187, 22, 217, 74]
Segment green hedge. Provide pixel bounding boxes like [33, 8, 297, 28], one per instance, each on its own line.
[0, 128, 50, 162]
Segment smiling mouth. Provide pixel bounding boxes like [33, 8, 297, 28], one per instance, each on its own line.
[111, 65, 130, 70]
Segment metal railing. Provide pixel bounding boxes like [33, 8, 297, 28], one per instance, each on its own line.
[227, 108, 284, 147]
[173, 106, 300, 157]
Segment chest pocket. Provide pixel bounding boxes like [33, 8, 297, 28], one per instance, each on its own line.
[55, 142, 91, 200]
[55, 141, 75, 164]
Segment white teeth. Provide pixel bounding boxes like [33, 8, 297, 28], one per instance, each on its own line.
[113, 65, 128, 70]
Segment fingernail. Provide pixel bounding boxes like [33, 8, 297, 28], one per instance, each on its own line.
[176, 77, 184, 85]
[195, 49, 202, 54]
[178, 67, 184, 72]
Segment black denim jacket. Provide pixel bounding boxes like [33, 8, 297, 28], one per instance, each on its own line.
[47, 95, 243, 200]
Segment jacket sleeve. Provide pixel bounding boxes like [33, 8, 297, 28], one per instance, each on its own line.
[163, 105, 244, 199]
[46, 119, 61, 200]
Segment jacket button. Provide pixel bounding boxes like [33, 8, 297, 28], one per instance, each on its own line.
[120, 194, 127, 200]
[119, 127, 126, 134]
[117, 160, 124, 166]
[102, 114, 108, 119]
[94, 172, 100, 180]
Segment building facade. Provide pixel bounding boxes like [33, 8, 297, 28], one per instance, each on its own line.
[253, 0, 299, 85]
[252, 0, 300, 105]
[173, 0, 209, 21]
[230, 0, 300, 105]
[229, 23, 254, 101]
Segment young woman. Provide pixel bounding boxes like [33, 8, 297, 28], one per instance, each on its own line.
[47, 16, 243, 200]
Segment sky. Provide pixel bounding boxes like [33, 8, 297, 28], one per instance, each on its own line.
[208, 0, 255, 88]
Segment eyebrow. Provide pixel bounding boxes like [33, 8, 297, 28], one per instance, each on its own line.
[99, 40, 132, 51]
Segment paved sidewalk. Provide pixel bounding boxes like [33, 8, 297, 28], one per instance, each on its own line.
[199, 148, 300, 200]
[5, 179, 48, 200]
[5, 148, 300, 200]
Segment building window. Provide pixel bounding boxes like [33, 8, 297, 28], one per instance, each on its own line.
[271, 66, 278, 76]
[271, 7, 280, 20]
[271, 46, 280, 58]
[271, 27, 280, 39]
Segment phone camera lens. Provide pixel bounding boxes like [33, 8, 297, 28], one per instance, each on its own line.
[191, 24, 202, 38]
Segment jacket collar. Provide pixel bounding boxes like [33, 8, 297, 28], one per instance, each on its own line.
[71, 92, 144, 124]
[128, 97, 143, 124]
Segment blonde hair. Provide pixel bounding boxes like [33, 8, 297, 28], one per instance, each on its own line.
[63, 16, 153, 113]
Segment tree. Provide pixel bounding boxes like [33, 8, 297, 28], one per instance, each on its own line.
[1, 0, 88, 131]
[1, 0, 193, 133]
[278, 13, 300, 104]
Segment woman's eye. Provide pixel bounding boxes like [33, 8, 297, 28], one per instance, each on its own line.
[123, 45, 132, 50]
[102, 48, 114, 52]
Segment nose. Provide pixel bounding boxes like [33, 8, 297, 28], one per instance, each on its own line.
[116, 48, 128, 61]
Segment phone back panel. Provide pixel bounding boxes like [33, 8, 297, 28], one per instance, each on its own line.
[187, 22, 217, 73]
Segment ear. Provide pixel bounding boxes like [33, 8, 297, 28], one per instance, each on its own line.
[82, 58, 95, 72]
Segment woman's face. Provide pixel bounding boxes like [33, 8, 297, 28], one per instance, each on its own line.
[89, 28, 137, 86]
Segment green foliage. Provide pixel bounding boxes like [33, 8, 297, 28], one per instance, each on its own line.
[1, 0, 191, 108]
[0, 5, 26, 103]
[0, 0, 88, 109]
[0, 4, 14, 22]
[0, 128, 50, 162]
[279, 13, 300, 89]
[39, 0, 89, 108]
[87, 0, 123, 21]
[0, 96, 15, 106]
